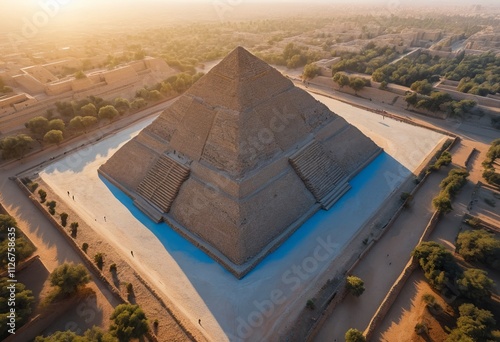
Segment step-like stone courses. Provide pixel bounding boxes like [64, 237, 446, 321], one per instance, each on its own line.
[136, 154, 190, 213]
[289, 140, 350, 209]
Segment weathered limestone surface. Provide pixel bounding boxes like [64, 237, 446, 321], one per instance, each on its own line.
[99, 47, 381, 277]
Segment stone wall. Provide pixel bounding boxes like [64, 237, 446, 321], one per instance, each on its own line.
[43, 58, 81, 76]
[45, 80, 72, 95]
[434, 83, 500, 108]
[13, 74, 45, 94]
[22, 65, 57, 84]
[102, 65, 138, 84]
[12, 95, 37, 111]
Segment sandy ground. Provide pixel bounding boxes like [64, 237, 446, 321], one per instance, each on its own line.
[37, 93, 445, 341]
[376, 270, 450, 342]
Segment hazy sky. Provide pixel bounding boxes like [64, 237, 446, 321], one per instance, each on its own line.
[1, 0, 496, 34]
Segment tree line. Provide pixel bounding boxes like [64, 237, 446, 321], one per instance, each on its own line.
[482, 138, 500, 187]
[413, 239, 500, 341]
[0, 72, 204, 161]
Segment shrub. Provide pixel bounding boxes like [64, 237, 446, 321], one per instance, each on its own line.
[70, 222, 78, 237]
[306, 299, 315, 310]
[94, 253, 104, 270]
[82, 242, 89, 253]
[346, 275, 365, 297]
[60, 212, 68, 227]
[38, 189, 47, 203]
[46, 200, 56, 215]
[415, 322, 428, 335]
[28, 182, 39, 192]
[109, 263, 117, 273]
[49, 263, 90, 296]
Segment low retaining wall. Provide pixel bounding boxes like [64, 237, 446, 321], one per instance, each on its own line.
[5, 295, 82, 342]
[0, 254, 40, 278]
[305, 279, 348, 341]
[464, 148, 477, 168]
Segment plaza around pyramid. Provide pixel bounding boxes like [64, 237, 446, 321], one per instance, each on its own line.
[99, 47, 382, 277]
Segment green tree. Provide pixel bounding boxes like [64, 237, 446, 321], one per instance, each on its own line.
[410, 79, 433, 95]
[0, 278, 34, 338]
[432, 193, 452, 213]
[446, 303, 497, 342]
[303, 63, 319, 80]
[148, 90, 162, 101]
[55, 101, 74, 117]
[160, 82, 174, 95]
[0, 214, 17, 230]
[456, 229, 500, 270]
[428, 91, 452, 112]
[84, 326, 117, 342]
[98, 105, 119, 121]
[456, 268, 495, 302]
[0, 225, 35, 268]
[345, 328, 366, 342]
[413, 241, 459, 290]
[60, 212, 68, 227]
[131, 98, 146, 110]
[49, 263, 90, 296]
[0, 134, 34, 159]
[346, 275, 365, 297]
[46, 200, 56, 215]
[114, 97, 130, 114]
[43, 130, 64, 145]
[333, 72, 350, 89]
[38, 189, 47, 203]
[349, 77, 365, 95]
[82, 116, 98, 132]
[94, 253, 104, 270]
[25, 116, 49, 137]
[48, 119, 65, 132]
[68, 116, 84, 131]
[70, 222, 79, 238]
[81, 103, 97, 117]
[404, 91, 419, 109]
[109, 304, 149, 342]
[136, 87, 149, 99]
[74, 70, 86, 79]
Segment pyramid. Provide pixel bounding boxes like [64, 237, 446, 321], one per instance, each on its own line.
[99, 47, 381, 278]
